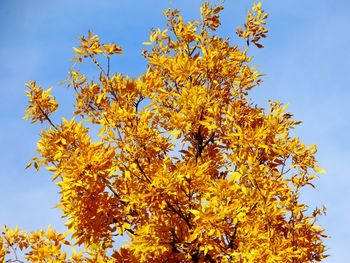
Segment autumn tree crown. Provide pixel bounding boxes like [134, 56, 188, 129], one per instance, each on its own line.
[1, 2, 327, 262]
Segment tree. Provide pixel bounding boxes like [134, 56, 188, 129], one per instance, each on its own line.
[1, 2, 328, 262]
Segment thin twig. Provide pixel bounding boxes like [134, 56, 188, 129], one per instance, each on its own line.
[89, 54, 108, 77]
[107, 56, 111, 77]
[37, 104, 58, 130]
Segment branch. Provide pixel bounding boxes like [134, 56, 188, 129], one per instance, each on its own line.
[165, 200, 192, 229]
[202, 132, 216, 149]
[135, 158, 152, 184]
[37, 104, 58, 130]
[3, 236, 25, 263]
[89, 54, 108, 77]
[107, 56, 111, 77]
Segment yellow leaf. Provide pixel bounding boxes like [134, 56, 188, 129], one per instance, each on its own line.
[314, 165, 327, 174]
[73, 47, 84, 55]
[228, 172, 242, 182]
[47, 166, 57, 172]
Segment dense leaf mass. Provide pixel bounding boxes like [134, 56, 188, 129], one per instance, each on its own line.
[1, 2, 327, 262]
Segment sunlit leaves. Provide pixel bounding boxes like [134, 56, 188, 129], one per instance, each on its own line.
[103, 43, 123, 55]
[73, 31, 122, 64]
[24, 81, 58, 124]
[200, 2, 224, 31]
[2, 1, 328, 262]
[237, 2, 269, 48]
[1, 226, 70, 262]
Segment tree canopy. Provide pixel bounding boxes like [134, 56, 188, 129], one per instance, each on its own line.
[1, 1, 327, 262]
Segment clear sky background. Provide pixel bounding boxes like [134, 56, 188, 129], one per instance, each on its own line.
[0, 0, 349, 261]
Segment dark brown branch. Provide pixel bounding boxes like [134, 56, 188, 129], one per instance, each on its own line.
[165, 200, 192, 229]
[125, 228, 136, 235]
[135, 158, 152, 184]
[107, 56, 111, 77]
[102, 177, 128, 206]
[205, 254, 216, 263]
[202, 132, 216, 149]
[89, 54, 108, 77]
[195, 126, 203, 163]
[37, 104, 58, 130]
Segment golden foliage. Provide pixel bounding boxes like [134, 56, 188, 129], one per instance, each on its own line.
[2, 1, 328, 262]
[24, 81, 58, 124]
[237, 2, 268, 48]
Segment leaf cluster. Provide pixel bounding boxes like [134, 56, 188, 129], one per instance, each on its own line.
[1, 2, 328, 262]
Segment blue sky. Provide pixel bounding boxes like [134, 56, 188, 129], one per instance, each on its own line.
[0, 0, 349, 261]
